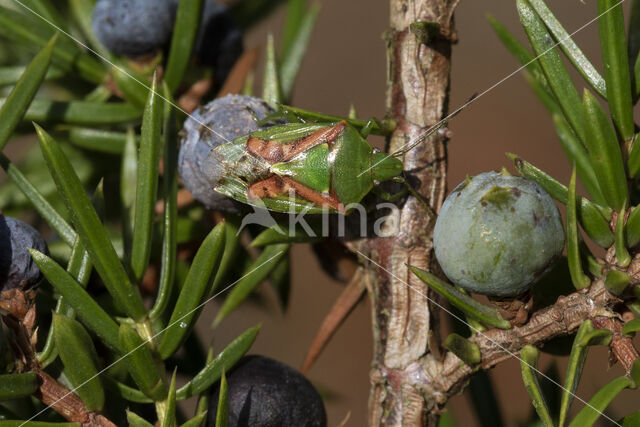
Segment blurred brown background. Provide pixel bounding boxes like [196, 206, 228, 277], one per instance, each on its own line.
[195, 1, 640, 426]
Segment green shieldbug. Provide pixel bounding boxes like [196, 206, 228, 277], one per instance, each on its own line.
[206, 105, 452, 214]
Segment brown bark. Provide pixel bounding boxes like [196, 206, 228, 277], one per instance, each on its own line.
[32, 368, 90, 423]
[420, 280, 626, 399]
[357, 1, 459, 425]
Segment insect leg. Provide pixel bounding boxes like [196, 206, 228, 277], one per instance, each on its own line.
[391, 176, 436, 218]
[360, 118, 387, 139]
[257, 105, 308, 125]
[371, 185, 408, 202]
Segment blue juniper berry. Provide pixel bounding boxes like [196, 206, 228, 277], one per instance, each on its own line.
[0, 215, 48, 291]
[92, 0, 175, 57]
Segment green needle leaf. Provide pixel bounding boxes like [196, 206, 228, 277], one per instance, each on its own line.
[632, 0, 640, 100]
[567, 168, 591, 290]
[250, 223, 324, 247]
[615, 206, 631, 267]
[0, 6, 106, 84]
[581, 89, 628, 212]
[408, 265, 511, 329]
[0, 98, 142, 125]
[68, 0, 110, 57]
[262, 34, 282, 106]
[176, 325, 260, 400]
[279, 2, 320, 102]
[0, 65, 64, 87]
[266, 104, 395, 136]
[517, 0, 585, 141]
[149, 86, 179, 322]
[622, 318, 640, 337]
[112, 64, 149, 109]
[215, 371, 229, 427]
[597, 0, 634, 141]
[103, 377, 153, 403]
[281, 0, 306, 61]
[0, 34, 55, 152]
[487, 15, 547, 89]
[158, 223, 226, 359]
[210, 217, 241, 295]
[438, 412, 455, 427]
[552, 115, 606, 207]
[628, 301, 640, 318]
[604, 269, 631, 295]
[21, 0, 67, 30]
[195, 347, 215, 416]
[180, 412, 208, 427]
[583, 250, 604, 278]
[508, 154, 614, 247]
[443, 333, 481, 366]
[631, 359, 640, 387]
[30, 249, 120, 350]
[53, 314, 104, 411]
[630, 0, 640, 70]
[528, 0, 606, 97]
[126, 410, 154, 427]
[213, 244, 290, 327]
[516, 71, 606, 206]
[578, 329, 613, 347]
[568, 376, 633, 427]
[162, 370, 178, 427]
[559, 320, 594, 426]
[119, 324, 168, 401]
[35, 125, 146, 321]
[121, 128, 137, 263]
[632, 50, 640, 101]
[67, 127, 138, 154]
[627, 134, 640, 178]
[165, 0, 204, 92]
[0, 154, 75, 246]
[0, 373, 39, 400]
[131, 74, 162, 284]
[37, 236, 93, 368]
[520, 345, 553, 427]
[624, 411, 640, 427]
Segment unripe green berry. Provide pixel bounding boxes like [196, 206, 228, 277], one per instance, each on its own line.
[433, 171, 564, 297]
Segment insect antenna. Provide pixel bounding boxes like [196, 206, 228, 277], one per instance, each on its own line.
[390, 93, 477, 158]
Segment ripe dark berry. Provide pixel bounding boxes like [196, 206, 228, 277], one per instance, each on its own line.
[433, 171, 564, 297]
[195, 1, 243, 85]
[169, 0, 243, 86]
[92, 0, 174, 57]
[207, 355, 326, 427]
[178, 95, 274, 214]
[0, 215, 48, 291]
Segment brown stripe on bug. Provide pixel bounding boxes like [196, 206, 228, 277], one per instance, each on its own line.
[246, 121, 347, 164]
[248, 176, 342, 211]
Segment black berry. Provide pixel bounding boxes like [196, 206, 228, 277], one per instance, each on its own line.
[92, 0, 174, 57]
[0, 215, 48, 291]
[208, 355, 327, 427]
